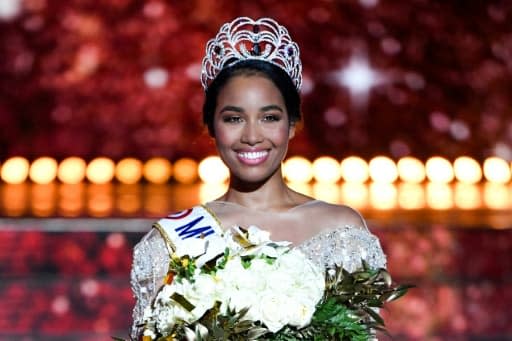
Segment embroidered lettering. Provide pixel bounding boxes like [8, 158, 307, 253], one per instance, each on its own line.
[175, 216, 215, 239]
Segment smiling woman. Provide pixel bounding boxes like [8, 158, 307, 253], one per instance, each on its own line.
[129, 17, 392, 340]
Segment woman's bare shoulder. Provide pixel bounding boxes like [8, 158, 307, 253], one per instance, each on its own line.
[306, 200, 368, 230]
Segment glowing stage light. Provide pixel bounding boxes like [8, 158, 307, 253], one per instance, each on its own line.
[173, 158, 199, 184]
[313, 182, 339, 203]
[58, 157, 86, 184]
[398, 183, 425, 209]
[483, 157, 511, 184]
[312, 156, 342, 183]
[369, 183, 397, 209]
[283, 156, 313, 183]
[340, 156, 369, 183]
[115, 158, 143, 184]
[369, 156, 398, 183]
[454, 183, 481, 209]
[426, 183, 453, 209]
[483, 183, 510, 209]
[425, 157, 454, 183]
[58, 183, 84, 217]
[199, 182, 229, 203]
[31, 183, 57, 217]
[86, 157, 115, 184]
[143, 157, 172, 184]
[397, 157, 426, 183]
[453, 156, 482, 184]
[1, 157, 29, 184]
[87, 184, 113, 217]
[29, 157, 58, 184]
[340, 182, 368, 209]
[198, 156, 229, 184]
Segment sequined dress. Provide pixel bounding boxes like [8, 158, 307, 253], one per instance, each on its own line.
[130, 200, 387, 339]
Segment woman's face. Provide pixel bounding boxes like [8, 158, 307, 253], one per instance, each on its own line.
[213, 74, 295, 184]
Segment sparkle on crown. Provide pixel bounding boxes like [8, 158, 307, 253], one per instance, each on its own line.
[201, 17, 302, 91]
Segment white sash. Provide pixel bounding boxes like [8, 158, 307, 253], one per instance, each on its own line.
[153, 205, 223, 253]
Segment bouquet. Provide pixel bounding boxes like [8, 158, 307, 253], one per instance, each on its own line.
[127, 226, 411, 341]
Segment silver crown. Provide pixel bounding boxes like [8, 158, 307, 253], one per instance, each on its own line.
[201, 17, 302, 91]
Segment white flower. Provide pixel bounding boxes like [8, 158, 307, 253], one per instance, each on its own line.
[247, 225, 270, 244]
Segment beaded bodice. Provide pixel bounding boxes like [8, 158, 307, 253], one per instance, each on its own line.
[130, 200, 386, 339]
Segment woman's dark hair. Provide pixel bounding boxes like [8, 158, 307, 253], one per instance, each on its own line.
[202, 60, 301, 136]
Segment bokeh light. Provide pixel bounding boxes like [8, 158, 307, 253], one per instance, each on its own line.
[369, 156, 398, 183]
[483, 157, 511, 184]
[283, 156, 313, 183]
[173, 158, 199, 184]
[454, 183, 481, 209]
[426, 183, 453, 209]
[397, 157, 426, 183]
[143, 157, 172, 184]
[369, 183, 397, 209]
[398, 183, 425, 209]
[453, 156, 482, 184]
[312, 156, 342, 183]
[29, 157, 58, 184]
[425, 157, 454, 183]
[313, 182, 339, 203]
[199, 182, 229, 203]
[115, 158, 143, 185]
[86, 158, 115, 184]
[483, 183, 510, 209]
[1, 157, 29, 184]
[198, 156, 229, 184]
[57, 157, 87, 184]
[340, 156, 369, 183]
[340, 182, 368, 209]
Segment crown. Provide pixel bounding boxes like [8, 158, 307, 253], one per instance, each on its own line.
[201, 17, 302, 91]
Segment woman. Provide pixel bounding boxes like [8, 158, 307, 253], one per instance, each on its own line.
[130, 17, 386, 339]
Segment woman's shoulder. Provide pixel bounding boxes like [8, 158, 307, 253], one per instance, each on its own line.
[302, 200, 368, 231]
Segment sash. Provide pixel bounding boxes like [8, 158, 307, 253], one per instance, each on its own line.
[153, 205, 223, 254]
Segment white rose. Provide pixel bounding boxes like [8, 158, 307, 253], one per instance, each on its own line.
[252, 292, 289, 332]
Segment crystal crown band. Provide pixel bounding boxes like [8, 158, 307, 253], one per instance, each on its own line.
[201, 17, 302, 91]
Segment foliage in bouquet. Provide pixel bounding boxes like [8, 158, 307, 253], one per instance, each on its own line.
[125, 226, 412, 341]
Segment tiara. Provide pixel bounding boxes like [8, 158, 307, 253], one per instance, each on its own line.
[201, 17, 302, 91]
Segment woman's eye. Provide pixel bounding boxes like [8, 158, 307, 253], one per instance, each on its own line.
[223, 116, 242, 123]
[263, 114, 281, 122]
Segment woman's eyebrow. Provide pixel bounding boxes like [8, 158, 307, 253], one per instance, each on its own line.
[219, 105, 244, 114]
[260, 105, 283, 112]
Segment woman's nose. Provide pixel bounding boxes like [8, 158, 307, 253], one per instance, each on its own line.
[241, 121, 263, 145]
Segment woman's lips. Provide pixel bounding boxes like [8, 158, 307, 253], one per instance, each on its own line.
[236, 150, 269, 165]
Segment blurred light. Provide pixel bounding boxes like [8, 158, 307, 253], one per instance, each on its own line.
[173, 184, 201, 208]
[31, 183, 56, 217]
[369, 183, 397, 210]
[340, 156, 369, 183]
[0, 0, 22, 20]
[453, 156, 482, 184]
[1, 183, 28, 216]
[426, 183, 453, 209]
[483, 183, 510, 209]
[115, 158, 143, 184]
[58, 157, 86, 184]
[313, 182, 339, 203]
[58, 183, 84, 217]
[336, 55, 381, 96]
[198, 156, 229, 184]
[143, 67, 169, 88]
[86, 157, 115, 184]
[483, 157, 511, 183]
[283, 156, 313, 183]
[173, 158, 199, 184]
[398, 183, 425, 209]
[286, 182, 313, 197]
[397, 157, 426, 183]
[312, 156, 342, 183]
[369, 156, 398, 183]
[87, 184, 113, 217]
[425, 157, 454, 183]
[454, 183, 481, 209]
[116, 184, 141, 215]
[29, 157, 58, 184]
[1, 157, 29, 184]
[199, 182, 228, 203]
[340, 182, 368, 209]
[144, 184, 171, 216]
[143, 157, 172, 184]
